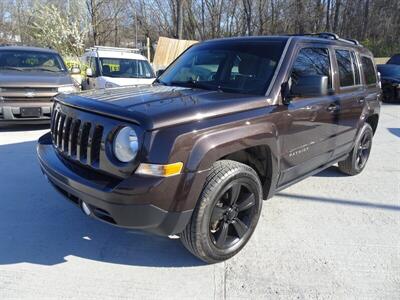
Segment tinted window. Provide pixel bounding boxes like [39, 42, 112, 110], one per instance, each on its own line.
[335, 49, 358, 87]
[0, 50, 66, 72]
[387, 54, 400, 65]
[291, 47, 332, 88]
[377, 64, 400, 77]
[361, 57, 377, 85]
[159, 41, 286, 95]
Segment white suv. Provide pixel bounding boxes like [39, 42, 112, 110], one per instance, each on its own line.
[82, 46, 156, 90]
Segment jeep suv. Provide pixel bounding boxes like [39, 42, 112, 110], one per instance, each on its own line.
[37, 33, 380, 263]
[0, 46, 79, 125]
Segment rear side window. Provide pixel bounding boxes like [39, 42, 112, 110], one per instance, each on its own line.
[361, 57, 377, 85]
[291, 47, 332, 88]
[335, 49, 360, 87]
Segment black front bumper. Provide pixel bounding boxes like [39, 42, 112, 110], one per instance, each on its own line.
[37, 132, 193, 236]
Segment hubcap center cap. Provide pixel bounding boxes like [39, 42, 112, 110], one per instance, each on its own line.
[226, 207, 238, 221]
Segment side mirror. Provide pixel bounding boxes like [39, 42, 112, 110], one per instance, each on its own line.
[86, 67, 93, 77]
[70, 66, 81, 75]
[156, 69, 165, 77]
[291, 75, 329, 98]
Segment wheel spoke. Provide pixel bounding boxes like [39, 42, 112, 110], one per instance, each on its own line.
[232, 218, 248, 238]
[361, 133, 367, 145]
[211, 206, 226, 223]
[228, 184, 241, 205]
[215, 222, 229, 247]
[237, 194, 255, 212]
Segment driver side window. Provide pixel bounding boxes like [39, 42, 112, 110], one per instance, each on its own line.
[290, 47, 332, 95]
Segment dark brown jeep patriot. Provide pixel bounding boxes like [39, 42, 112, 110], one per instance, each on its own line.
[0, 46, 79, 125]
[37, 33, 381, 263]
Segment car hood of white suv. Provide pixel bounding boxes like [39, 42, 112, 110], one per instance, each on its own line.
[100, 76, 155, 88]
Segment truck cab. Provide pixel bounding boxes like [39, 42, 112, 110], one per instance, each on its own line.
[81, 46, 156, 90]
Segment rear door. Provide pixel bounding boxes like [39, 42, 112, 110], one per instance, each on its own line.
[279, 45, 337, 186]
[331, 48, 365, 158]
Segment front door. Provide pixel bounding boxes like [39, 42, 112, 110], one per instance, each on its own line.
[278, 45, 338, 186]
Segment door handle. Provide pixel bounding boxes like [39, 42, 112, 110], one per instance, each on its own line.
[327, 104, 339, 112]
[358, 97, 365, 104]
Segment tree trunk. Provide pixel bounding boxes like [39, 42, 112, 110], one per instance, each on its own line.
[176, 0, 184, 39]
[333, 0, 341, 33]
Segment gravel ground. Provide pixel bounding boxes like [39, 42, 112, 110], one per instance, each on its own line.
[0, 103, 398, 299]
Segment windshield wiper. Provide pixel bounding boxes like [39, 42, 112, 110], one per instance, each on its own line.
[0, 66, 24, 71]
[31, 68, 61, 72]
[169, 80, 214, 90]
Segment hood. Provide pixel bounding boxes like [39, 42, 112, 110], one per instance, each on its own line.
[100, 76, 155, 86]
[0, 70, 73, 87]
[56, 84, 270, 130]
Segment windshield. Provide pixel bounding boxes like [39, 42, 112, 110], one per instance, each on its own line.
[0, 50, 66, 72]
[158, 41, 286, 95]
[378, 65, 400, 77]
[99, 58, 155, 79]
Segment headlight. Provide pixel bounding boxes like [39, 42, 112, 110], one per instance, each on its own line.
[113, 127, 138, 162]
[105, 82, 119, 88]
[58, 85, 78, 94]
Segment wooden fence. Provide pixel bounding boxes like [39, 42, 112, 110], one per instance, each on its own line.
[152, 37, 198, 71]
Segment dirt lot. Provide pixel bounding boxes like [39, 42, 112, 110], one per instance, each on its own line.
[0, 103, 398, 299]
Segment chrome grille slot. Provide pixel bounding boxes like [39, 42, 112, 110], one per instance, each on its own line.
[51, 109, 103, 170]
[69, 119, 81, 157]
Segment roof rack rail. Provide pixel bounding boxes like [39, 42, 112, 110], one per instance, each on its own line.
[85, 45, 140, 53]
[289, 32, 361, 46]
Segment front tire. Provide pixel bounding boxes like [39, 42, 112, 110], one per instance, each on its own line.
[180, 160, 262, 263]
[338, 123, 373, 175]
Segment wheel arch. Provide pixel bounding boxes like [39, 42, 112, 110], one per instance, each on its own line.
[185, 122, 280, 200]
[365, 114, 379, 134]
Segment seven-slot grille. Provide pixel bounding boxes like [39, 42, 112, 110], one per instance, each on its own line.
[51, 109, 104, 168]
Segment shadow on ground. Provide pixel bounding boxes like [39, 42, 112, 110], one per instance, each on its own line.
[0, 124, 50, 132]
[0, 140, 203, 268]
[313, 166, 347, 177]
[388, 128, 400, 138]
[278, 192, 400, 211]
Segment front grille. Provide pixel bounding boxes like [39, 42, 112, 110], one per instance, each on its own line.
[51, 109, 103, 167]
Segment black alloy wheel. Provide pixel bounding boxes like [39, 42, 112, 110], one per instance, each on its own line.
[180, 160, 262, 263]
[209, 181, 257, 249]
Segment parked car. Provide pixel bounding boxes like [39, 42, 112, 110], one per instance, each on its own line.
[377, 64, 400, 102]
[387, 54, 400, 65]
[81, 46, 156, 90]
[0, 46, 79, 125]
[38, 33, 380, 263]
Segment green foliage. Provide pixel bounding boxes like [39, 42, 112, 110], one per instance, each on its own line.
[362, 39, 400, 58]
[29, 4, 88, 57]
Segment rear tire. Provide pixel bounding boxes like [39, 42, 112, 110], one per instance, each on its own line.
[338, 123, 373, 175]
[180, 160, 262, 263]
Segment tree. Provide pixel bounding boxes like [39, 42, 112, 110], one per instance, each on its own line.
[29, 3, 87, 57]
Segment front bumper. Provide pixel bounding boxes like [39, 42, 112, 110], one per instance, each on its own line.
[37, 132, 193, 236]
[0, 102, 52, 124]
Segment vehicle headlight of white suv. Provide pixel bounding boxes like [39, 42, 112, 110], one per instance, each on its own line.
[58, 84, 79, 94]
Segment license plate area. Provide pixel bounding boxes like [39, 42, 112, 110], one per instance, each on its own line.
[21, 107, 42, 117]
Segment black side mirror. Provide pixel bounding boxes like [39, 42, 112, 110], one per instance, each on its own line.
[281, 81, 292, 105]
[156, 69, 165, 77]
[291, 75, 329, 98]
